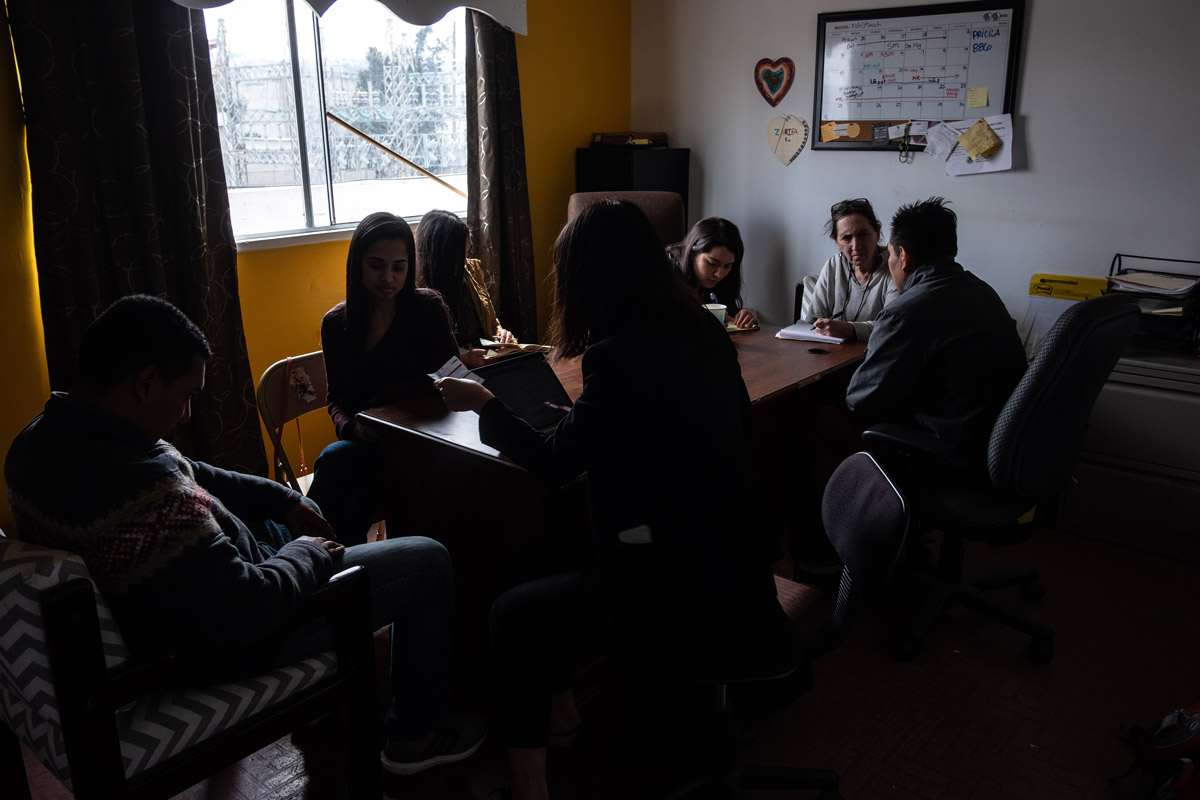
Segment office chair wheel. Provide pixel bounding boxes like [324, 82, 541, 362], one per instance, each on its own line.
[1020, 579, 1045, 602]
[1028, 635, 1053, 664]
[891, 636, 921, 663]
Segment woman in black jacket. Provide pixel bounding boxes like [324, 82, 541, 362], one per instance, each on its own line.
[437, 200, 784, 800]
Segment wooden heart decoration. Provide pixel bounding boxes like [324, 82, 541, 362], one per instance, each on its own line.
[754, 57, 795, 107]
[767, 115, 808, 165]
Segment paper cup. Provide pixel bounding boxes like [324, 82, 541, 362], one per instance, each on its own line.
[703, 303, 727, 324]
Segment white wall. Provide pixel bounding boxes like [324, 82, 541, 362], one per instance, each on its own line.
[632, 0, 1200, 326]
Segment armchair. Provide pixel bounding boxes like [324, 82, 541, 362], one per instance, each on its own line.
[0, 533, 380, 800]
[567, 190, 686, 248]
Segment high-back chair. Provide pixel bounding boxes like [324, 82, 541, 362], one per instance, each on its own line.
[566, 190, 686, 248]
[863, 293, 1141, 663]
[632, 451, 909, 799]
[257, 351, 327, 494]
[0, 532, 380, 800]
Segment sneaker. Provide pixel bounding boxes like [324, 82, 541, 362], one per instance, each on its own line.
[381, 713, 488, 775]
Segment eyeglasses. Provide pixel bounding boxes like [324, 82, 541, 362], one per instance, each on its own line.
[831, 198, 871, 216]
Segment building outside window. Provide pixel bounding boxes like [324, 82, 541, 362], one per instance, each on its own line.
[204, 0, 468, 240]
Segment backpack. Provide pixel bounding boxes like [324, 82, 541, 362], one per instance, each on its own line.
[1115, 701, 1200, 800]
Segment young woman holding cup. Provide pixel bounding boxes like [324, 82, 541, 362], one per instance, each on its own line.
[667, 216, 759, 329]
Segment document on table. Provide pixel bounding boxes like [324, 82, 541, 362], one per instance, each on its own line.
[429, 355, 482, 382]
[775, 321, 846, 344]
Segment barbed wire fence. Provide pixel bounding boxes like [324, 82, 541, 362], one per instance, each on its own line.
[210, 19, 467, 191]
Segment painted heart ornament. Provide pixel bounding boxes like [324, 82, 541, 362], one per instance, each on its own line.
[754, 57, 795, 107]
[767, 115, 808, 165]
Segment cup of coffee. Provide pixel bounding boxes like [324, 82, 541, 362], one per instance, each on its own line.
[703, 303, 727, 324]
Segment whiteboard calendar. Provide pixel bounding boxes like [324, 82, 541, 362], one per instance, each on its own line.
[813, 1, 1024, 150]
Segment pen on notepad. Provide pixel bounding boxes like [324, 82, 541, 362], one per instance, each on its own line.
[815, 310, 844, 324]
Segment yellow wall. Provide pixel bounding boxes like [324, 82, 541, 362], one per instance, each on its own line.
[0, 0, 632, 526]
[0, 30, 48, 532]
[516, 0, 632, 335]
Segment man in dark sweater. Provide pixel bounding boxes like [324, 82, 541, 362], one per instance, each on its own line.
[846, 197, 1027, 473]
[4, 294, 484, 776]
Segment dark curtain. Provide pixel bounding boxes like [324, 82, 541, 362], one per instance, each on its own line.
[7, 0, 267, 474]
[466, 10, 538, 342]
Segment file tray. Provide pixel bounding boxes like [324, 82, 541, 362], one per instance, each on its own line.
[1108, 254, 1200, 351]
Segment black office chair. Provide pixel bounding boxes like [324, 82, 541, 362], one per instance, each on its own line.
[862, 293, 1141, 664]
[629, 451, 909, 799]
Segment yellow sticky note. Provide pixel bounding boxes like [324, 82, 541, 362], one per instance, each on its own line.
[957, 118, 1002, 160]
[820, 121, 837, 142]
[968, 87, 988, 108]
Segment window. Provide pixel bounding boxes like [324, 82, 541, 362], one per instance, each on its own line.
[204, 0, 468, 240]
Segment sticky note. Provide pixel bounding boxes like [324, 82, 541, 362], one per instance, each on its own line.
[957, 118, 1001, 160]
[888, 123, 908, 139]
[968, 87, 988, 108]
[820, 121, 837, 142]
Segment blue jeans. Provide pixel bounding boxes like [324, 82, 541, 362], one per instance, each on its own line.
[251, 510, 454, 742]
[340, 535, 454, 741]
[306, 439, 382, 547]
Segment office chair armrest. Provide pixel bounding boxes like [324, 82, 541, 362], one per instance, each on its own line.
[861, 423, 959, 461]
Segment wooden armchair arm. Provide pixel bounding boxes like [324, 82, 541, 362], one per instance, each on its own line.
[49, 566, 372, 710]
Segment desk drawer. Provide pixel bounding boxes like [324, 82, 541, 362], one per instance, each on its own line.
[1079, 380, 1200, 479]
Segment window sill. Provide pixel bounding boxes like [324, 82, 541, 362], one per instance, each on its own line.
[233, 216, 432, 252]
[234, 226, 357, 253]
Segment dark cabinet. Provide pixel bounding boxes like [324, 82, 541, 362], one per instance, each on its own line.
[1057, 347, 1200, 562]
[575, 147, 690, 214]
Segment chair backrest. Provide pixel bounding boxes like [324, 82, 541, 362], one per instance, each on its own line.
[256, 351, 328, 493]
[988, 293, 1140, 499]
[803, 452, 909, 655]
[0, 534, 131, 786]
[566, 190, 686, 248]
[794, 274, 818, 322]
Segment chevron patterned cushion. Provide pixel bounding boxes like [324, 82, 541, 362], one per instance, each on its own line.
[0, 536, 337, 790]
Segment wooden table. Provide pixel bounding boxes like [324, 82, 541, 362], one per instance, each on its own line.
[358, 325, 865, 696]
[362, 325, 865, 454]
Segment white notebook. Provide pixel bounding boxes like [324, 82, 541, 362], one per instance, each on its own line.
[775, 321, 846, 345]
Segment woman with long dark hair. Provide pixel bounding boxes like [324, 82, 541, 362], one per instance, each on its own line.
[305, 211, 459, 546]
[417, 208, 516, 351]
[437, 201, 784, 800]
[667, 216, 759, 329]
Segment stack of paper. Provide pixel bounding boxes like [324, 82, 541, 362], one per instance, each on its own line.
[1108, 272, 1200, 297]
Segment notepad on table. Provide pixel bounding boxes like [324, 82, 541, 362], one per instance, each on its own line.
[775, 321, 846, 344]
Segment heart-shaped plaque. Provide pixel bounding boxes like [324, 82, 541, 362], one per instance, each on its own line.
[767, 115, 809, 165]
[754, 57, 795, 107]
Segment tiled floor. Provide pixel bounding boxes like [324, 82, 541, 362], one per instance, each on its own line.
[23, 526, 1199, 799]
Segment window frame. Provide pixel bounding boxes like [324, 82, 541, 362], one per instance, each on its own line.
[207, 0, 469, 245]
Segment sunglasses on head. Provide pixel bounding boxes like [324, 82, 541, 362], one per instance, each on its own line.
[831, 198, 871, 216]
